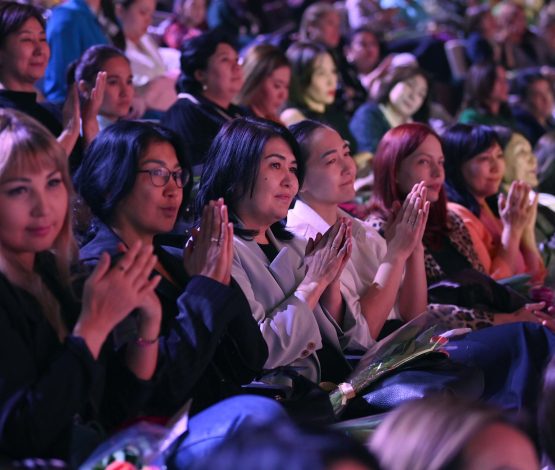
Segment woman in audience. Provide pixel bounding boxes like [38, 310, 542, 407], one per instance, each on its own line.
[368, 122, 544, 325]
[458, 62, 513, 127]
[163, 0, 206, 49]
[512, 71, 555, 146]
[0, 2, 85, 158]
[72, 45, 134, 136]
[115, 0, 180, 116]
[281, 41, 357, 153]
[75, 120, 268, 417]
[196, 117, 373, 385]
[161, 28, 247, 168]
[370, 395, 539, 470]
[288, 120, 427, 339]
[443, 123, 546, 283]
[349, 65, 429, 155]
[535, 130, 555, 196]
[0, 109, 161, 465]
[236, 44, 290, 123]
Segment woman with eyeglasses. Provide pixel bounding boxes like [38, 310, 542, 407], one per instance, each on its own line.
[75, 120, 268, 419]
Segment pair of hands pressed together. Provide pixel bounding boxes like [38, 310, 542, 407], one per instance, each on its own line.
[498, 180, 538, 242]
[184, 198, 234, 286]
[384, 181, 430, 261]
[76, 240, 162, 359]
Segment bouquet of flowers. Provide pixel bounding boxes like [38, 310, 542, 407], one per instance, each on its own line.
[329, 311, 471, 416]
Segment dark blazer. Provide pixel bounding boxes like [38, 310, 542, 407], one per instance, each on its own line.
[80, 223, 268, 416]
[0, 253, 149, 463]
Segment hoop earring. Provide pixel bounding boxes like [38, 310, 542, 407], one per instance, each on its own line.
[202, 84, 208, 91]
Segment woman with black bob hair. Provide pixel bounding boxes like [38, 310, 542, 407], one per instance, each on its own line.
[75, 120, 269, 420]
[196, 117, 373, 387]
[443, 123, 545, 282]
[161, 27, 248, 168]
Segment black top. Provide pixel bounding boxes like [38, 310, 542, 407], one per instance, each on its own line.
[429, 234, 473, 278]
[0, 89, 63, 137]
[0, 253, 150, 464]
[161, 94, 250, 167]
[80, 223, 268, 416]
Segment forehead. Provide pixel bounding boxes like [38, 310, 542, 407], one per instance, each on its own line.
[308, 127, 344, 157]
[131, 0, 155, 10]
[16, 17, 45, 33]
[406, 135, 442, 159]
[313, 52, 334, 69]
[262, 137, 296, 162]
[212, 43, 236, 58]
[139, 140, 180, 165]
[268, 65, 290, 81]
[353, 31, 378, 45]
[103, 56, 131, 74]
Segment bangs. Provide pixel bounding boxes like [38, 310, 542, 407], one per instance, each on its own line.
[0, 126, 66, 181]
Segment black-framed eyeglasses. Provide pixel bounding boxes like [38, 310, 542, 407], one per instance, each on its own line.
[137, 168, 190, 188]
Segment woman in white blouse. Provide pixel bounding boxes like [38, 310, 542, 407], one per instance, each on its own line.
[288, 120, 428, 339]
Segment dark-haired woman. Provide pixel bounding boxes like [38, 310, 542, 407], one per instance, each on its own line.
[0, 2, 83, 159]
[197, 117, 373, 386]
[161, 29, 248, 167]
[442, 123, 545, 283]
[75, 120, 267, 418]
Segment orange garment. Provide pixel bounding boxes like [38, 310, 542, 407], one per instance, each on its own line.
[447, 202, 546, 283]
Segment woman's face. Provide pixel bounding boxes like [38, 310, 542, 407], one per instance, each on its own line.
[346, 30, 380, 74]
[396, 135, 445, 202]
[503, 133, 538, 187]
[118, 0, 155, 42]
[388, 74, 428, 119]
[0, 17, 50, 89]
[461, 142, 505, 200]
[0, 162, 67, 257]
[461, 422, 538, 470]
[250, 65, 291, 117]
[304, 53, 338, 109]
[115, 140, 184, 237]
[98, 56, 134, 120]
[526, 79, 554, 121]
[198, 43, 244, 103]
[235, 137, 299, 229]
[300, 127, 356, 206]
[181, 0, 205, 27]
[312, 11, 341, 49]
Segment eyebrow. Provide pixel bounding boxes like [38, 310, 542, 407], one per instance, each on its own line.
[141, 158, 182, 169]
[1, 169, 59, 184]
[264, 154, 297, 164]
[319, 142, 350, 159]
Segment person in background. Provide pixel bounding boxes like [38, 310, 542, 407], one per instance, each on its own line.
[236, 44, 290, 123]
[370, 395, 539, 470]
[162, 0, 206, 49]
[161, 28, 247, 168]
[115, 0, 179, 116]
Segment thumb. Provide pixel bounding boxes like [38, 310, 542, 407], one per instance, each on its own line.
[498, 192, 506, 211]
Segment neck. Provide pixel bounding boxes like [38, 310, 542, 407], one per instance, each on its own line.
[381, 103, 408, 127]
[86, 0, 101, 14]
[235, 211, 271, 244]
[0, 77, 36, 93]
[486, 100, 500, 115]
[0, 250, 36, 279]
[301, 196, 338, 226]
[202, 90, 232, 109]
[251, 102, 277, 121]
[111, 222, 154, 249]
[303, 96, 326, 113]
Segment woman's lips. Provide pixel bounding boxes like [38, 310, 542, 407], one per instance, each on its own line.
[26, 225, 52, 237]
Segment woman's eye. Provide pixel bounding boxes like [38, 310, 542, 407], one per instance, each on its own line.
[48, 178, 63, 188]
[270, 162, 281, 169]
[6, 186, 27, 197]
[290, 166, 298, 174]
[326, 158, 337, 166]
[417, 159, 429, 165]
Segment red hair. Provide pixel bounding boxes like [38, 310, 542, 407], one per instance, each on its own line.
[369, 123, 448, 248]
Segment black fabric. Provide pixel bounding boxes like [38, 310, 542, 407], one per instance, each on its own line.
[80, 223, 268, 416]
[342, 353, 484, 419]
[258, 242, 280, 263]
[430, 234, 473, 278]
[427, 268, 528, 312]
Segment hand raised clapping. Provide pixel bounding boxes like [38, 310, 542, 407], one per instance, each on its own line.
[183, 198, 233, 285]
[384, 181, 430, 259]
[498, 181, 536, 238]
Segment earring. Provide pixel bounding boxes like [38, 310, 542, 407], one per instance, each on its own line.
[202, 83, 208, 91]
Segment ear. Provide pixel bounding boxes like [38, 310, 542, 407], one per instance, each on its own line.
[193, 69, 205, 86]
[78, 80, 91, 99]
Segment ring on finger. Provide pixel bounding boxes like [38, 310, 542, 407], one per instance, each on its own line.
[117, 264, 127, 272]
[210, 237, 220, 243]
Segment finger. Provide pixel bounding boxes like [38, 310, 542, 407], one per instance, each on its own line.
[211, 200, 222, 241]
[305, 237, 314, 255]
[116, 240, 142, 272]
[88, 251, 111, 283]
[135, 254, 158, 290]
[139, 274, 162, 295]
[331, 222, 347, 251]
[498, 192, 506, 212]
[117, 242, 128, 254]
[127, 246, 156, 286]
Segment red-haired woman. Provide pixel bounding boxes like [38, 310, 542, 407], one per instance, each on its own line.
[368, 122, 545, 326]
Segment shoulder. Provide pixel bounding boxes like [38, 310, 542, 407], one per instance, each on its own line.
[280, 108, 306, 127]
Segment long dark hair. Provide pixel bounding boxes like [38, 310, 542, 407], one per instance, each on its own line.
[196, 116, 304, 240]
[442, 123, 501, 217]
